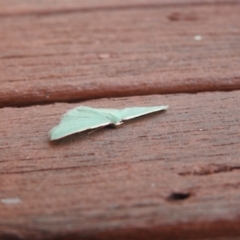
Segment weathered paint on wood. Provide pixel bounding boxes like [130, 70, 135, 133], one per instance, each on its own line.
[0, 91, 240, 239]
[1, 2, 240, 106]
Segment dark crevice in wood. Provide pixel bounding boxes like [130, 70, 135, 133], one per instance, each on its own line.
[2, 220, 240, 240]
[167, 192, 191, 201]
[1, 88, 240, 109]
[179, 164, 240, 176]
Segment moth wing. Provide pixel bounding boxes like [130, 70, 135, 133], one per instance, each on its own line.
[119, 106, 168, 120]
[94, 108, 121, 116]
[93, 108, 122, 124]
[50, 106, 112, 140]
[60, 106, 104, 121]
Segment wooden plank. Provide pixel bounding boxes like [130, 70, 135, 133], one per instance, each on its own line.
[0, 91, 240, 239]
[1, 2, 240, 107]
[0, 0, 237, 16]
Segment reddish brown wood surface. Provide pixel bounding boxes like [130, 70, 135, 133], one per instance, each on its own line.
[1, 1, 240, 106]
[1, 91, 240, 240]
[1, 0, 240, 239]
[0, 0, 237, 16]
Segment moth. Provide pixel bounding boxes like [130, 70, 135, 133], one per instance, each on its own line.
[50, 105, 168, 140]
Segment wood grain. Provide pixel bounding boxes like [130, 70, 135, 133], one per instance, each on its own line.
[1, 2, 240, 107]
[0, 0, 237, 16]
[0, 91, 240, 239]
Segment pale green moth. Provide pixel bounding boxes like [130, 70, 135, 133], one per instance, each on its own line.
[50, 105, 168, 140]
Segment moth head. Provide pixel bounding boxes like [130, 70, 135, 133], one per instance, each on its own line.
[115, 121, 123, 126]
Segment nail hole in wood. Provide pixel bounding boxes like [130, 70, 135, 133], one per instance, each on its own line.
[167, 192, 190, 201]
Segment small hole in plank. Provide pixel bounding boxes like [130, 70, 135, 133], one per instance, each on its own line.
[167, 192, 190, 201]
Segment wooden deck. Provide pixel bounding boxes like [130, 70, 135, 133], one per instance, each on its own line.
[0, 1, 240, 239]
